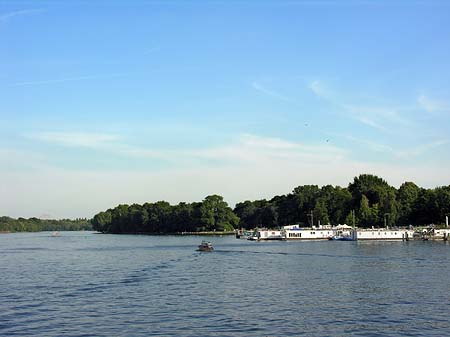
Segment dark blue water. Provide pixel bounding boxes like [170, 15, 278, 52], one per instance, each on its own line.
[1, 232, 450, 336]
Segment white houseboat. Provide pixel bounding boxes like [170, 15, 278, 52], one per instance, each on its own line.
[420, 228, 450, 241]
[351, 228, 414, 241]
[250, 229, 284, 241]
[283, 224, 339, 240]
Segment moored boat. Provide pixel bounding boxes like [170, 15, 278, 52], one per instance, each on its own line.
[352, 228, 413, 240]
[249, 229, 284, 241]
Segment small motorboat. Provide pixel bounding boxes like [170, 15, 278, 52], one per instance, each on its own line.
[197, 240, 214, 252]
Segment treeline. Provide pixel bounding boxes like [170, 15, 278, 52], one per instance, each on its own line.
[0, 217, 92, 233]
[91, 174, 450, 234]
[235, 174, 450, 229]
[91, 195, 239, 234]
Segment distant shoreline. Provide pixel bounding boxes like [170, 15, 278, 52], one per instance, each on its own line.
[96, 231, 236, 236]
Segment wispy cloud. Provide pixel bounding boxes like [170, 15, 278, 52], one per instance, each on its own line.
[343, 104, 411, 132]
[0, 9, 44, 23]
[8, 131, 450, 218]
[251, 81, 291, 101]
[308, 79, 330, 99]
[27, 132, 121, 148]
[189, 133, 347, 164]
[26, 131, 184, 162]
[345, 136, 394, 153]
[345, 135, 449, 158]
[27, 131, 347, 166]
[307, 79, 412, 131]
[10, 73, 125, 87]
[397, 139, 450, 157]
[29, 130, 448, 172]
[143, 47, 161, 55]
[417, 94, 449, 113]
[357, 117, 387, 131]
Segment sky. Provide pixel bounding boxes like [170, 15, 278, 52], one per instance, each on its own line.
[1, 0, 450, 219]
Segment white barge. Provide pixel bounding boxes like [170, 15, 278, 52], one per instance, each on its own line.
[284, 228, 334, 240]
[283, 224, 352, 240]
[250, 229, 284, 241]
[420, 228, 450, 241]
[246, 225, 447, 242]
[351, 228, 414, 241]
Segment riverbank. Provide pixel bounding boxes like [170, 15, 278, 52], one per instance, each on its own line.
[96, 231, 236, 236]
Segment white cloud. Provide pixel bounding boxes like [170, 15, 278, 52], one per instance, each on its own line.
[343, 104, 411, 131]
[10, 73, 125, 87]
[188, 134, 347, 165]
[356, 116, 388, 132]
[308, 80, 330, 99]
[27, 132, 120, 148]
[4, 131, 450, 218]
[345, 136, 394, 153]
[241, 134, 298, 150]
[418, 94, 449, 113]
[397, 139, 449, 157]
[2, 152, 450, 219]
[26, 131, 347, 166]
[345, 135, 449, 159]
[4, 132, 354, 218]
[306, 80, 415, 131]
[0, 9, 44, 23]
[251, 81, 290, 101]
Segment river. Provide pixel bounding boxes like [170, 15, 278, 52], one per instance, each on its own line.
[1, 232, 450, 336]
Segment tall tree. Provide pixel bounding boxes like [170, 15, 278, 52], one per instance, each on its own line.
[199, 195, 238, 231]
[358, 194, 372, 227]
[397, 182, 420, 226]
[313, 198, 330, 226]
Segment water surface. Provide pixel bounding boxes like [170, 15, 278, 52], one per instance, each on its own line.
[1, 232, 450, 336]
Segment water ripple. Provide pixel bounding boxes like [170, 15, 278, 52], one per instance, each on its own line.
[1, 233, 450, 337]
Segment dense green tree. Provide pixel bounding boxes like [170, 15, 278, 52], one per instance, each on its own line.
[349, 174, 399, 227]
[260, 205, 278, 228]
[199, 195, 238, 231]
[313, 198, 330, 226]
[412, 189, 430, 225]
[270, 194, 298, 226]
[84, 174, 450, 234]
[92, 211, 112, 232]
[397, 182, 420, 225]
[292, 185, 320, 224]
[0, 217, 92, 232]
[349, 174, 392, 206]
[358, 195, 372, 227]
[110, 204, 129, 233]
[171, 202, 195, 232]
[434, 186, 450, 224]
[128, 204, 148, 233]
[321, 186, 351, 225]
[144, 201, 172, 233]
[234, 200, 259, 229]
[344, 210, 357, 227]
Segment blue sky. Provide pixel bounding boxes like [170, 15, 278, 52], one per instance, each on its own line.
[1, 1, 450, 218]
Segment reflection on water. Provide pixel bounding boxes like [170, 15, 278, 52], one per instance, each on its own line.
[1, 232, 450, 336]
